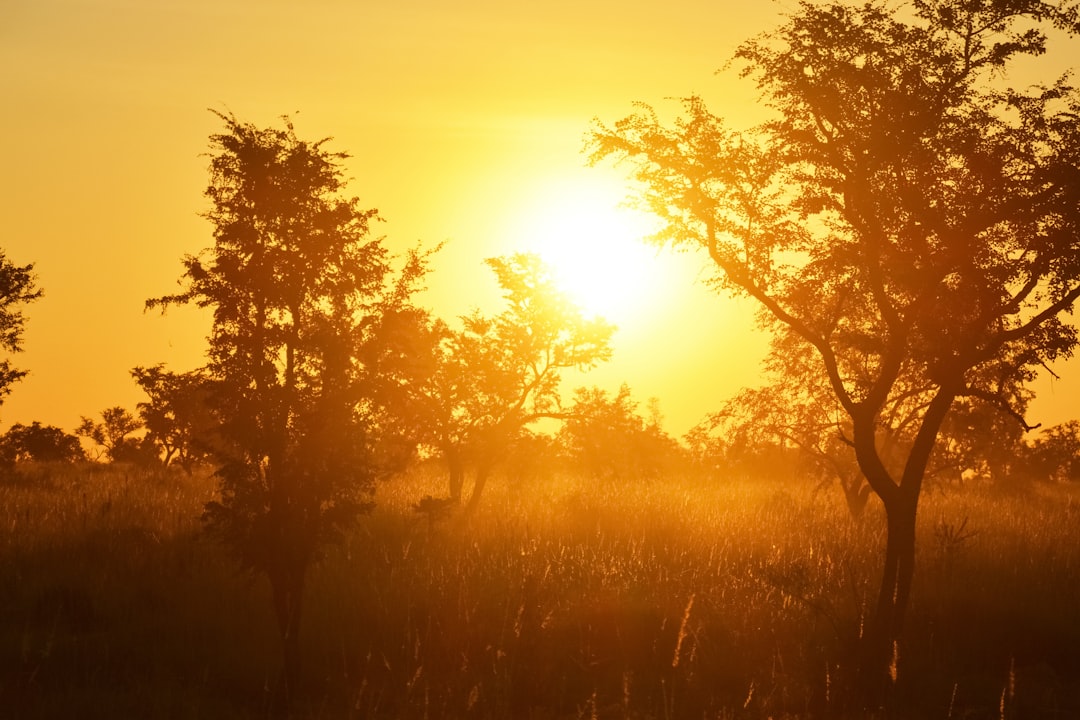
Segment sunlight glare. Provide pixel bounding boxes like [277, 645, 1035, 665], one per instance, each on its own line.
[514, 177, 661, 326]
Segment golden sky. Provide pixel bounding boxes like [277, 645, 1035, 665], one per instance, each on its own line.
[1, 0, 1077, 437]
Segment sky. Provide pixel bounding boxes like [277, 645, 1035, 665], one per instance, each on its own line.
[1, 0, 1078, 438]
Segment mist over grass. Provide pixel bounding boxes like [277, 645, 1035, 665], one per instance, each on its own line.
[2, 462, 1078, 718]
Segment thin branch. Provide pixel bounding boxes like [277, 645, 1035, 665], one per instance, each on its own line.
[957, 386, 1041, 431]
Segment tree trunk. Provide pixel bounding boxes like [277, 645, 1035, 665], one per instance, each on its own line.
[447, 449, 464, 503]
[465, 462, 491, 514]
[269, 560, 307, 714]
[851, 387, 954, 713]
[841, 472, 873, 520]
[860, 492, 918, 711]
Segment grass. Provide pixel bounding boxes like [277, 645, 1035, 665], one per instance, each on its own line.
[0, 462, 1078, 718]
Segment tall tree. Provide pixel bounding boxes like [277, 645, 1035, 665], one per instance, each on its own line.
[412, 254, 613, 510]
[0, 250, 42, 404]
[591, 0, 1080, 707]
[147, 111, 431, 704]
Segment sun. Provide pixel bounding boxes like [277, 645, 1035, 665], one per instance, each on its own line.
[513, 176, 661, 326]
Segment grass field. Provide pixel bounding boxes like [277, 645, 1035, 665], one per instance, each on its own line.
[1, 462, 1078, 718]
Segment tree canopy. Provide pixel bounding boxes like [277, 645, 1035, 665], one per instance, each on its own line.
[131, 364, 214, 471]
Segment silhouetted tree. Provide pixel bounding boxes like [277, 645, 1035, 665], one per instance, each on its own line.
[936, 392, 1030, 486]
[76, 406, 143, 462]
[591, 0, 1080, 707]
[132, 364, 214, 471]
[412, 254, 613, 510]
[0, 421, 85, 466]
[558, 384, 679, 481]
[147, 110, 431, 705]
[0, 250, 42, 405]
[690, 383, 848, 489]
[1018, 420, 1080, 482]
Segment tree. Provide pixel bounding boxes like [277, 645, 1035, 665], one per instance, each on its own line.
[689, 382, 855, 495]
[936, 392, 1030, 485]
[0, 421, 85, 466]
[76, 406, 143, 462]
[1018, 419, 1080, 482]
[147, 111, 431, 704]
[558, 384, 679, 482]
[591, 0, 1080, 707]
[411, 253, 613, 510]
[0, 250, 43, 405]
[131, 364, 215, 471]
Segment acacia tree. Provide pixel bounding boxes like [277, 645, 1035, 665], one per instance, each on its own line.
[692, 380, 864, 498]
[558, 384, 679, 482]
[936, 388, 1030, 484]
[131, 364, 214, 471]
[148, 111, 430, 703]
[76, 406, 144, 462]
[592, 0, 1080, 706]
[1018, 419, 1080, 481]
[413, 254, 613, 510]
[0, 250, 42, 404]
[0, 422, 85, 466]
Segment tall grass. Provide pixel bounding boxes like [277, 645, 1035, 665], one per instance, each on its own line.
[0, 464, 279, 718]
[1, 462, 1077, 718]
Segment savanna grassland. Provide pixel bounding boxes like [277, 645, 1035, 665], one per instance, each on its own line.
[2, 463, 1078, 719]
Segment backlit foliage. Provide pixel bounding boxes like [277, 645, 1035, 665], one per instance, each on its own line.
[408, 253, 613, 507]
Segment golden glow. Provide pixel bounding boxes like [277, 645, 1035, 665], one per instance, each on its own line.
[3, 2, 1075, 437]
[514, 177, 661, 327]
